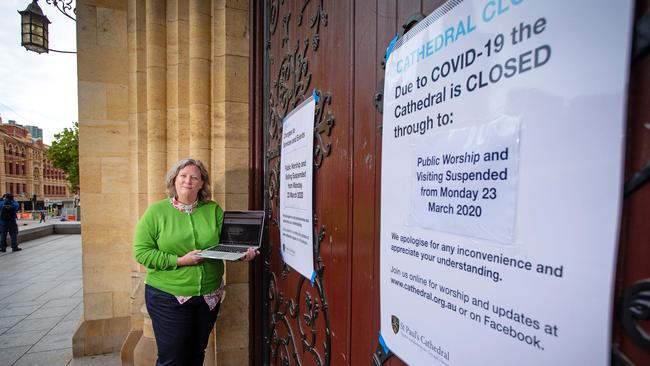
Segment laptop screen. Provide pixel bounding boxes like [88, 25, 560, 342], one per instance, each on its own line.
[220, 211, 265, 246]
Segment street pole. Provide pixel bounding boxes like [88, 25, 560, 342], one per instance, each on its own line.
[32, 193, 37, 217]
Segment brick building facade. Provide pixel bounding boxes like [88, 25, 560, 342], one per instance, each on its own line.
[0, 123, 72, 207]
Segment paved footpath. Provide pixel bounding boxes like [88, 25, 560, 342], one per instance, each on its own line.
[0, 234, 120, 366]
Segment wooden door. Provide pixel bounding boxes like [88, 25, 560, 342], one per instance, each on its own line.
[250, 1, 650, 365]
[256, 0, 355, 364]
[250, 1, 447, 365]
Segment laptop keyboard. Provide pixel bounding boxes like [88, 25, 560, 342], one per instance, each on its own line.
[214, 246, 249, 253]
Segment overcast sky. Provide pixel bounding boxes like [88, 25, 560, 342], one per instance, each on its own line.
[0, 0, 77, 145]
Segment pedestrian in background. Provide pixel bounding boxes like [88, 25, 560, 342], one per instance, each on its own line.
[39, 210, 46, 223]
[0, 193, 21, 252]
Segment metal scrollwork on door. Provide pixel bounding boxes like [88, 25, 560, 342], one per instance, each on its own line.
[617, 160, 650, 356]
[282, 14, 291, 47]
[313, 90, 334, 168]
[269, 0, 284, 36]
[265, 0, 333, 365]
[620, 280, 650, 352]
[298, 0, 328, 50]
[269, 39, 311, 145]
[266, 157, 281, 227]
[268, 219, 331, 366]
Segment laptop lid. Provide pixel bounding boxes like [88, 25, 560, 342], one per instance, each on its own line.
[219, 210, 265, 248]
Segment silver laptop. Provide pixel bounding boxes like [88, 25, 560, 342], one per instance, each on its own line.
[197, 210, 265, 261]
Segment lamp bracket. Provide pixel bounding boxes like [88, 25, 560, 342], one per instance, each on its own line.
[45, 0, 76, 21]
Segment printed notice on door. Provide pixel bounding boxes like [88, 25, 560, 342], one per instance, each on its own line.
[379, 0, 633, 365]
[280, 97, 315, 280]
[409, 117, 519, 243]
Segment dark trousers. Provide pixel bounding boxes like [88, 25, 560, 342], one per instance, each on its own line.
[145, 284, 220, 366]
[0, 222, 18, 250]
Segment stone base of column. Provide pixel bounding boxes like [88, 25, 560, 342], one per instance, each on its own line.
[133, 305, 157, 366]
[120, 329, 143, 366]
[72, 316, 130, 357]
[133, 332, 157, 366]
[203, 330, 216, 366]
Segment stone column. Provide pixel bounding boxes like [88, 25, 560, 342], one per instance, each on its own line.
[213, 1, 251, 363]
[129, 1, 168, 365]
[167, 0, 190, 163]
[76, 0, 251, 363]
[146, 0, 167, 202]
[121, 0, 149, 364]
[189, 0, 212, 164]
[73, 0, 132, 357]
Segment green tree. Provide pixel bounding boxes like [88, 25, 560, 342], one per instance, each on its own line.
[47, 122, 79, 193]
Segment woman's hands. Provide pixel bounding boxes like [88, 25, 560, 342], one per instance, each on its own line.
[177, 250, 204, 266]
[240, 247, 260, 262]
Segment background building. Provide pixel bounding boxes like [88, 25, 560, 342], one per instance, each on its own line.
[0, 121, 72, 212]
[24, 125, 44, 141]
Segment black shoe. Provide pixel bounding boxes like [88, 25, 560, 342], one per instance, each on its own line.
[11, 247, 21, 252]
[0, 248, 5, 252]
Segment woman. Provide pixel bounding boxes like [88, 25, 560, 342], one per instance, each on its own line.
[133, 158, 257, 366]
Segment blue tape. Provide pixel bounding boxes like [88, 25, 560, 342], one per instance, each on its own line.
[379, 334, 389, 355]
[310, 271, 317, 285]
[312, 88, 320, 103]
[385, 33, 399, 62]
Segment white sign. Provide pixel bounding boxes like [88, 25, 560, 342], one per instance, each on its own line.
[280, 97, 315, 280]
[380, 1, 633, 365]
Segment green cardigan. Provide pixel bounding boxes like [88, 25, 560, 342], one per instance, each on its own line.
[133, 198, 224, 296]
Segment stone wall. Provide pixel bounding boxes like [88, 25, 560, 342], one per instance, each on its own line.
[74, 0, 250, 363]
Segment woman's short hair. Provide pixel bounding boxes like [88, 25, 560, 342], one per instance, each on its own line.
[165, 158, 212, 202]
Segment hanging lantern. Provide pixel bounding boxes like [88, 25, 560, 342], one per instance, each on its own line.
[18, 0, 51, 54]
